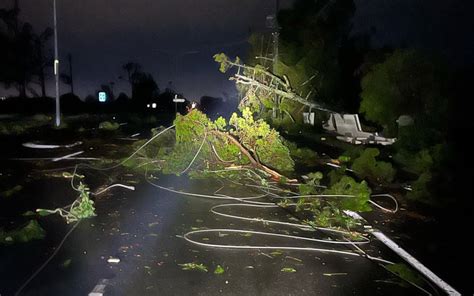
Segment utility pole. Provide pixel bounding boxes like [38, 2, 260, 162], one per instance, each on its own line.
[53, 0, 60, 126]
[271, 0, 280, 118]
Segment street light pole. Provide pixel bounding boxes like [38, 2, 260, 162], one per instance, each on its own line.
[53, 0, 60, 126]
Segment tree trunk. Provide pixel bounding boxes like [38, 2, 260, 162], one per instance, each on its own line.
[39, 64, 46, 97]
[68, 54, 74, 94]
[18, 81, 26, 98]
[212, 130, 297, 183]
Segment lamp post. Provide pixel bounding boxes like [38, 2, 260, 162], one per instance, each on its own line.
[53, 0, 60, 126]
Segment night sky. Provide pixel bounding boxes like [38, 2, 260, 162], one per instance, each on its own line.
[1, 0, 473, 100]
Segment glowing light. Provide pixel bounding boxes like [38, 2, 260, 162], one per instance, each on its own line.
[98, 91, 107, 102]
[152, 103, 157, 109]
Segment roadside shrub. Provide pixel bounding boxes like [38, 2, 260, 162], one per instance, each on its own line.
[31, 114, 52, 122]
[394, 144, 444, 175]
[286, 140, 319, 167]
[351, 148, 395, 183]
[0, 220, 45, 245]
[407, 172, 434, 204]
[99, 121, 120, 131]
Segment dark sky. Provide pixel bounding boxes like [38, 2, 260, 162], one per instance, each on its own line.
[354, 0, 474, 65]
[2, 0, 294, 99]
[1, 0, 473, 100]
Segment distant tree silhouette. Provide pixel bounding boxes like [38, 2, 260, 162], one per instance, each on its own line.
[84, 94, 96, 104]
[131, 72, 159, 107]
[32, 27, 53, 97]
[120, 62, 141, 95]
[115, 92, 130, 102]
[0, 2, 53, 98]
[60, 54, 74, 94]
[152, 88, 187, 114]
[120, 62, 159, 109]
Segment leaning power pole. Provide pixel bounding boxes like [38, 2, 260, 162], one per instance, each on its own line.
[271, 0, 280, 118]
[53, 0, 60, 126]
[272, 0, 280, 71]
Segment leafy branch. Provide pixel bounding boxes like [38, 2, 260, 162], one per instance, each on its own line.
[36, 182, 96, 224]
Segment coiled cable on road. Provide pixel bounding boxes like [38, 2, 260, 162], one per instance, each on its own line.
[145, 175, 393, 263]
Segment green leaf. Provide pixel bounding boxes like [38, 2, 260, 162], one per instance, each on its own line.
[61, 259, 72, 268]
[385, 263, 424, 287]
[36, 209, 54, 216]
[22, 211, 36, 217]
[214, 265, 225, 275]
[1, 185, 23, 198]
[281, 267, 297, 273]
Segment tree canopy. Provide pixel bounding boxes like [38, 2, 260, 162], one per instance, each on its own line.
[0, 6, 52, 97]
[359, 49, 449, 138]
[276, 0, 356, 108]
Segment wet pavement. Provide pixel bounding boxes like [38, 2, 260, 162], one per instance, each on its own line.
[0, 121, 445, 295]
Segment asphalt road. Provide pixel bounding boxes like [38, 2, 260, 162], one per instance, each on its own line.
[0, 122, 433, 295]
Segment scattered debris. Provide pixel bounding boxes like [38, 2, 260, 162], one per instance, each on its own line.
[281, 267, 297, 273]
[52, 151, 84, 162]
[22, 141, 82, 149]
[323, 273, 348, 277]
[37, 181, 96, 224]
[107, 257, 120, 264]
[259, 252, 273, 259]
[179, 263, 208, 272]
[285, 256, 302, 263]
[270, 251, 283, 256]
[323, 113, 396, 145]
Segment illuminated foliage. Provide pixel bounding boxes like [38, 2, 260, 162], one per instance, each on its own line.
[351, 148, 395, 183]
[406, 172, 433, 204]
[213, 53, 240, 73]
[385, 263, 425, 288]
[98, 121, 120, 131]
[285, 141, 319, 167]
[36, 182, 96, 224]
[296, 172, 370, 229]
[324, 176, 372, 212]
[229, 108, 294, 172]
[128, 109, 294, 175]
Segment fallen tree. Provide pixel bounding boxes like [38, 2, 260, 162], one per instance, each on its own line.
[127, 108, 296, 182]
